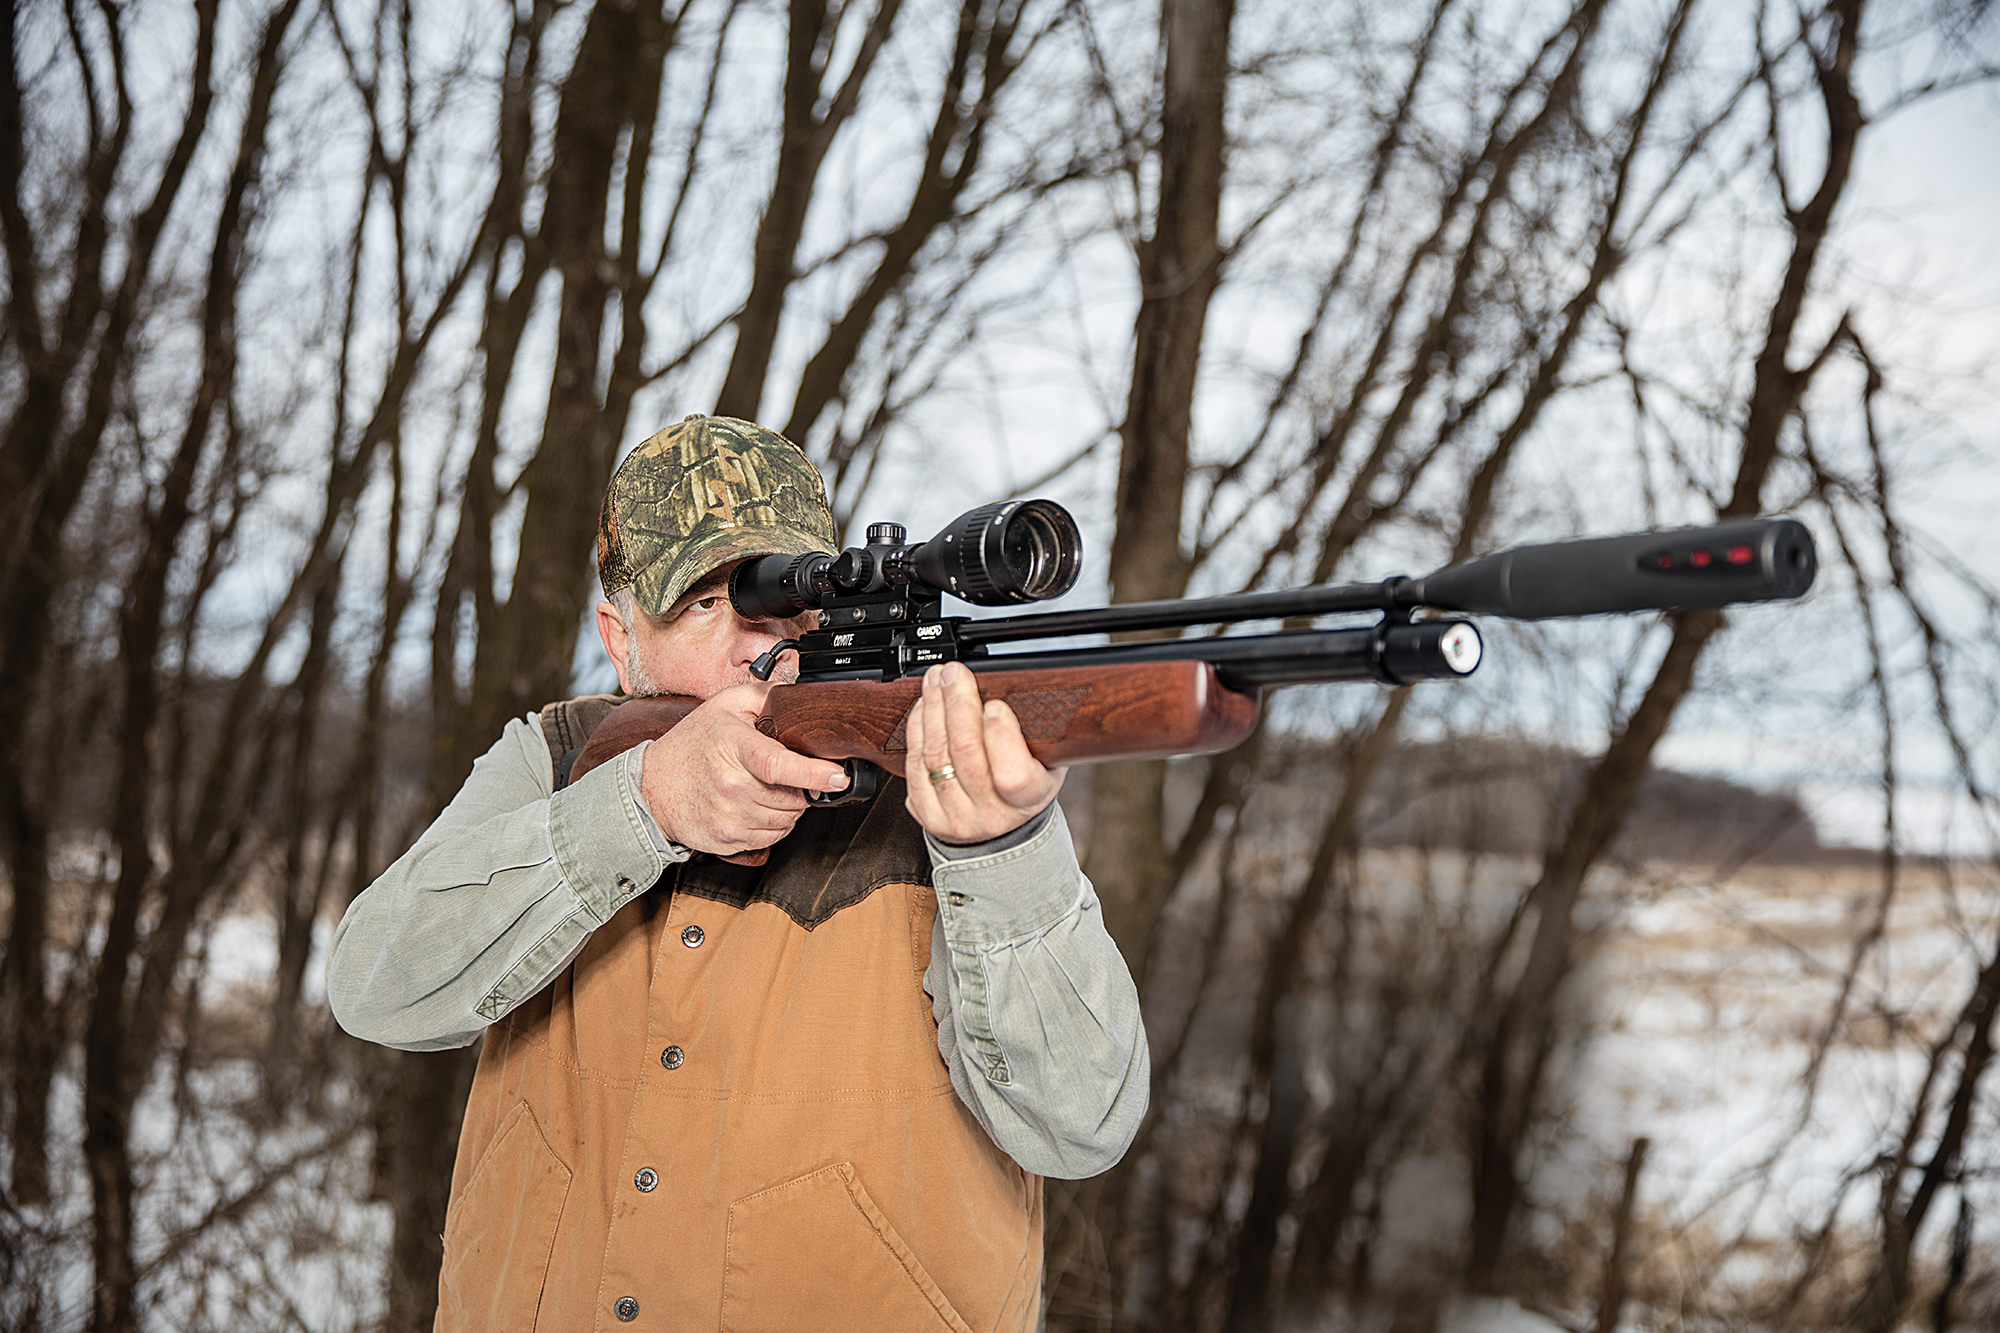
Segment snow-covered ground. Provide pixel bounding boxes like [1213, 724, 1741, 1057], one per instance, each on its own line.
[1566, 855, 1999, 1321]
[16, 850, 1994, 1330]
[1442, 1299, 1570, 1333]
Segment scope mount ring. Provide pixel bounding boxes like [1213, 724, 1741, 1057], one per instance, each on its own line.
[1367, 607, 1415, 685]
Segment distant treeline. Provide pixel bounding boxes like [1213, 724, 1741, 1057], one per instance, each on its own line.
[1068, 731, 1841, 880]
[1346, 736, 1834, 867]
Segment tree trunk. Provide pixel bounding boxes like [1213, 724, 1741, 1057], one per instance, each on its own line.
[1, 756, 50, 1205]
[389, 5, 675, 1326]
[1595, 1137, 1650, 1333]
[266, 566, 346, 1106]
[1047, 7, 1232, 1328]
[1465, 609, 1719, 1287]
[1085, 0, 1233, 985]
[470, 0, 674, 747]
[1853, 941, 2000, 1332]
[0, 0, 222, 1210]
[83, 6, 300, 1321]
[714, 0, 905, 422]
[379, 1045, 480, 1333]
[1217, 691, 1408, 1330]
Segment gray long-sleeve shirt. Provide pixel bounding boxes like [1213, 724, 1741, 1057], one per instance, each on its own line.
[327, 713, 1148, 1179]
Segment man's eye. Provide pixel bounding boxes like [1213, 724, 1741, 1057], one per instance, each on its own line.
[693, 596, 722, 611]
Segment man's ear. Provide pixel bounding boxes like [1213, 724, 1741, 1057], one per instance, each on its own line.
[596, 600, 635, 696]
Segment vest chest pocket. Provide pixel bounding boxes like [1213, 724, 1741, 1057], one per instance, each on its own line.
[721, 1162, 975, 1333]
[437, 1100, 573, 1333]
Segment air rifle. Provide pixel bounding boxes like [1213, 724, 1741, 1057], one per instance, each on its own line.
[568, 500, 1817, 804]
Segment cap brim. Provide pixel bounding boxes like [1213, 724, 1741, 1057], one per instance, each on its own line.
[632, 521, 834, 616]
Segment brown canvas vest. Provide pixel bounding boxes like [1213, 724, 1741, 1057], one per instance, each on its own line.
[434, 698, 1044, 1333]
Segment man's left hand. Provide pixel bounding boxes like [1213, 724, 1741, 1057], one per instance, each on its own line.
[903, 661, 1065, 846]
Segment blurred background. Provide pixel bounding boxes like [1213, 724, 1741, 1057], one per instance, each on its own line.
[2, 0, 1997, 1329]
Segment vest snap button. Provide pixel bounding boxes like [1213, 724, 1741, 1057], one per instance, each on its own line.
[681, 924, 704, 948]
[660, 1045, 685, 1070]
[615, 1296, 639, 1321]
[634, 1167, 658, 1192]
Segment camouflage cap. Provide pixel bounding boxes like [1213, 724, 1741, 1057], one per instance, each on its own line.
[598, 415, 838, 616]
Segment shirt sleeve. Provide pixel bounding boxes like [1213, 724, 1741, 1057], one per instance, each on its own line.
[921, 802, 1151, 1179]
[326, 716, 685, 1051]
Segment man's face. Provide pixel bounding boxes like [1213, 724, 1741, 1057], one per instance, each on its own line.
[596, 559, 818, 700]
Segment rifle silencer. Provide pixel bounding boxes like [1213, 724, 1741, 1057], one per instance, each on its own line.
[1404, 517, 1816, 619]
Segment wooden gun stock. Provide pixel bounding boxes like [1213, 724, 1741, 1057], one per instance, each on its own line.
[568, 696, 700, 785]
[567, 659, 1259, 787]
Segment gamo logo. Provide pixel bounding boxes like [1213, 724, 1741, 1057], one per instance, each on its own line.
[915, 624, 944, 640]
[832, 632, 856, 647]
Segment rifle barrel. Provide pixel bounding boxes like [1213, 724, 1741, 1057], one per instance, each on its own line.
[955, 517, 1815, 645]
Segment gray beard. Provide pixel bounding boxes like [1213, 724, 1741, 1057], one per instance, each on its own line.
[621, 639, 796, 697]
[625, 647, 668, 698]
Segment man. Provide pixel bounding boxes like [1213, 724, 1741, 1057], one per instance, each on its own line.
[329, 415, 1148, 1332]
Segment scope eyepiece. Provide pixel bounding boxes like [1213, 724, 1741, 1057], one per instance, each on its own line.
[729, 551, 832, 620]
[910, 499, 1081, 605]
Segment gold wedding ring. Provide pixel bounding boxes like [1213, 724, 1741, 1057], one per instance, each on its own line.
[927, 765, 958, 785]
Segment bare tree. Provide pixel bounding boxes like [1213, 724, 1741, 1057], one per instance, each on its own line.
[1463, 0, 1868, 1289]
[0, 0, 230, 1214]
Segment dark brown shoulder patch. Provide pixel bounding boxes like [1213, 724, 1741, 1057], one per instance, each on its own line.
[538, 694, 624, 778]
[676, 777, 931, 929]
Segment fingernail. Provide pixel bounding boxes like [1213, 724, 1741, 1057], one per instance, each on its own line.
[826, 772, 849, 791]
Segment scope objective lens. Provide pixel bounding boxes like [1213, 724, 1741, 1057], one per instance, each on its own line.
[913, 498, 1082, 605]
[1002, 507, 1067, 596]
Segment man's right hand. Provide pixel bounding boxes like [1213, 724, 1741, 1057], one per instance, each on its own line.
[638, 682, 850, 863]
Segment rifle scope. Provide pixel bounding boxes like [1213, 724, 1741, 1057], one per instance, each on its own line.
[731, 498, 1082, 616]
